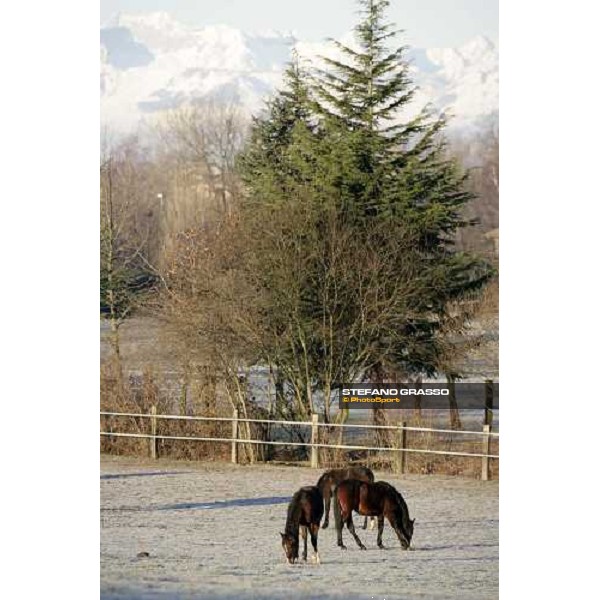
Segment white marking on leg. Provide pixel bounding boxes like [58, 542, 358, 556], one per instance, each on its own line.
[313, 552, 321, 564]
[370, 518, 376, 531]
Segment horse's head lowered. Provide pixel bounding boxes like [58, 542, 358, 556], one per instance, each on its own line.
[280, 532, 298, 563]
[398, 517, 415, 549]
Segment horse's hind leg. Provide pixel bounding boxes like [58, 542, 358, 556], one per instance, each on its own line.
[309, 523, 321, 564]
[362, 514, 369, 529]
[347, 515, 367, 550]
[376, 515, 385, 549]
[322, 486, 331, 529]
[334, 491, 346, 549]
[336, 519, 346, 550]
[301, 525, 308, 561]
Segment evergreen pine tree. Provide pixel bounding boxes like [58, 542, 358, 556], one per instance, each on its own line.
[237, 55, 316, 205]
[237, 0, 493, 382]
[308, 0, 493, 374]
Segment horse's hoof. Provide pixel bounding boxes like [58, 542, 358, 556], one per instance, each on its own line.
[378, 544, 386, 550]
[339, 545, 347, 550]
[322, 523, 329, 530]
[360, 545, 367, 551]
[136, 552, 150, 558]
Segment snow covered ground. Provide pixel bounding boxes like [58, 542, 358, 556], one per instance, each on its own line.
[101, 456, 498, 599]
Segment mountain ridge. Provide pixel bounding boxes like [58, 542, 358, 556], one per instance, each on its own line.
[101, 12, 498, 135]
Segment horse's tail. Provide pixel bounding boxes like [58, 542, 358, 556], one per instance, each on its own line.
[333, 484, 343, 532]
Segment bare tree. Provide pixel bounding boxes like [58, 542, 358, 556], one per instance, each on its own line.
[453, 127, 499, 258]
[154, 101, 247, 217]
[158, 194, 432, 433]
[100, 134, 160, 375]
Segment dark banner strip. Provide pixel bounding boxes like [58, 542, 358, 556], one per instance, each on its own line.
[337, 382, 499, 410]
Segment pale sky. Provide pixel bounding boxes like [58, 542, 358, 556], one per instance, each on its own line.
[100, 0, 498, 48]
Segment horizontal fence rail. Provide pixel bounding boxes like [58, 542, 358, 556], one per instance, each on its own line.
[99, 411, 499, 437]
[100, 411, 313, 427]
[316, 421, 500, 437]
[100, 408, 499, 480]
[99, 431, 498, 459]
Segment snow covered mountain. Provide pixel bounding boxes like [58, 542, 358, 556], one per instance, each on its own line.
[101, 12, 498, 135]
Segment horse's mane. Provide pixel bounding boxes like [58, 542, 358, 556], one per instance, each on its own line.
[377, 481, 410, 530]
[284, 491, 303, 537]
[391, 487, 411, 530]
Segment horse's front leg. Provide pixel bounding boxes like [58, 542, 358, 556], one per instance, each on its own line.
[301, 525, 308, 561]
[309, 523, 321, 564]
[377, 514, 385, 549]
[362, 514, 369, 529]
[347, 515, 367, 550]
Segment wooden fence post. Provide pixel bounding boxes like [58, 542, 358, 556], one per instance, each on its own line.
[394, 421, 407, 474]
[481, 424, 491, 481]
[484, 379, 494, 429]
[100, 413, 105, 452]
[311, 414, 319, 468]
[231, 408, 239, 464]
[150, 405, 158, 460]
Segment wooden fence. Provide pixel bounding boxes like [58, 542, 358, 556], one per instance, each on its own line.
[100, 409, 499, 480]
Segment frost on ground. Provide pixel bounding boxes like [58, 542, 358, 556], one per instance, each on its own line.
[101, 456, 498, 600]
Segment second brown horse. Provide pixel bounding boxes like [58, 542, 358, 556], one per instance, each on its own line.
[333, 479, 414, 550]
[316, 466, 375, 529]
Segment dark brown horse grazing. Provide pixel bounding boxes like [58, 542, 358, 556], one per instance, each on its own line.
[280, 486, 324, 564]
[316, 466, 375, 530]
[333, 479, 414, 550]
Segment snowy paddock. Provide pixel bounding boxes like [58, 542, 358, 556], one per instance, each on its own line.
[101, 455, 498, 600]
